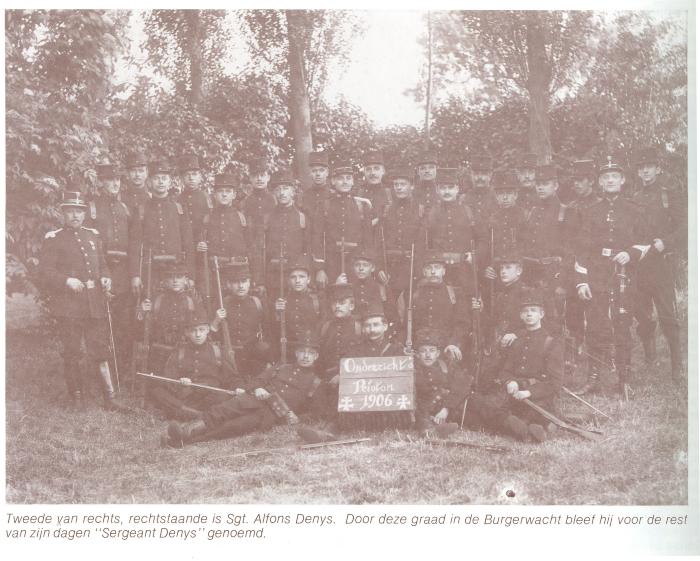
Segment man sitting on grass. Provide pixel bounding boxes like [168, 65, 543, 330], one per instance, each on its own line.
[466, 289, 563, 443]
[164, 330, 323, 448]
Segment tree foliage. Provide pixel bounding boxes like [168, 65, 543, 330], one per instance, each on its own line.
[6, 9, 125, 292]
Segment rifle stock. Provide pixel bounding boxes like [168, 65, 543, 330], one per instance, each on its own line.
[213, 255, 239, 375]
[279, 245, 288, 364]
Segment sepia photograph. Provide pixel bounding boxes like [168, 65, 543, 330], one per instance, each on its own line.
[4, 6, 693, 506]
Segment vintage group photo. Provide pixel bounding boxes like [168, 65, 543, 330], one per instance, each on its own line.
[5, 8, 691, 504]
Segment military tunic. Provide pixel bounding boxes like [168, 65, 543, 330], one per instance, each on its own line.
[151, 340, 238, 418]
[319, 317, 363, 378]
[576, 194, 647, 375]
[415, 179, 438, 209]
[632, 176, 685, 349]
[178, 188, 211, 242]
[424, 201, 481, 292]
[379, 197, 424, 294]
[357, 181, 392, 216]
[312, 193, 375, 282]
[461, 188, 497, 226]
[270, 290, 323, 362]
[129, 196, 195, 282]
[39, 225, 111, 393]
[415, 359, 471, 417]
[262, 204, 310, 294]
[218, 293, 268, 378]
[121, 186, 150, 217]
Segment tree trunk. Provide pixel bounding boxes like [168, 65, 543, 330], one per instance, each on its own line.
[186, 10, 204, 109]
[525, 13, 552, 165]
[286, 10, 313, 190]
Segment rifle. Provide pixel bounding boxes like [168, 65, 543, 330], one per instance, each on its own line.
[561, 386, 613, 420]
[201, 241, 212, 304]
[616, 264, 629, 315]
[380, 225, 388, 278]
[131, 247, 152, 396]
[136, 372, 241, 396]
[522, 398, 603, 441]
[404, 243, 415, 354]
[425, 439, 510, 453]
[470, 239, 482, 387]
[105, 294, 120, 393]
[213, 255, 239, 375]
[279, 245, 288, 364]
[219, 437, 373, 460]
[340, 236, 346, 275]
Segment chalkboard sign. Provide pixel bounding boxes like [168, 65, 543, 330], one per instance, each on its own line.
[337, 355, 415, 413]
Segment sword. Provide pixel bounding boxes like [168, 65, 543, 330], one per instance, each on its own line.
[105, 294, 120, 393]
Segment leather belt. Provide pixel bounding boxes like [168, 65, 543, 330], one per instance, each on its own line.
[440, 252, 470, 265]
[210, 256, 248, 265]
[523, 256, 562, 265]
[152, 254, 177, 263]
[106, 250, 127, 259]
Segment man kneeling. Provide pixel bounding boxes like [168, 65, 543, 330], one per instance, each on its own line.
[164, 330, 322, 447]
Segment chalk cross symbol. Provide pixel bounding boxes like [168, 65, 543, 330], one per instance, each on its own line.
[397, 395, 411, 409]
[339, 397, 355, 411]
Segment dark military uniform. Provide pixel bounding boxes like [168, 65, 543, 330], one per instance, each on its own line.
[424, 199, 479, 293]
[379, 167, 425, 298]
[414, 149, 439, 209]
[87, 164, 135, 375]
[631, 149, 685, 377]
[200, 174, 251, 303]
[39, 195, 111, 398]
[151, 338, 238, 419]
[263, 204, 310, 296]
[311, 185, 375, 283]
[299, 151, 331, 226]
[141, 286, 204, 375]
[129, 189, 196, 289]
[121, 151, 150, 217]
[177, 154, 211, 243]
[415, 359, 471, 421]
[220, 290, 268, 378]
[575, 159, 648, 392]
[319, 316, 363, 378]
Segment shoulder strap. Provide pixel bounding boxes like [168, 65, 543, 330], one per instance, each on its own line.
[251, 295, 263, 314]
[661, 188, 669, 209]
[543, 335, 554, 353]
[558, 204, 567, 223]
[120, 201, 130, 218]
[379, 283, 387, 302]
[463, 204, 474, 227]
[89, 201, 97, 220]
[298, 210, 306, 229]
[211, 342, 222, 367]
[438, 359, 449, 375]
[354, 320, 362, 337]
[178, 346, 185, 371]
[321, 320, 330, 338]
[185, 294, 195, 311]
[525, 207, 535, 223]
[418, 203, 425, 219]
[380, 341, 392, 356]
[175, 202, 184, 215]
[310, 293, 320, 315]
[446, 285, 456, 305]
[154, 293, 164, 313]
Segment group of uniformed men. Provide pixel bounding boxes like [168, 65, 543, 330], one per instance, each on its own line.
[38, 145, 686, 447]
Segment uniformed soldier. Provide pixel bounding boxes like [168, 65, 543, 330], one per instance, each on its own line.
[358, 149, 392, 213]
[129, 159, 196, 293]
[396, 251, 470, 362]
[424, 167, 480, 293]
[336, 246, 387, 318]
[87, 163, 134, 374]
[242, 157, 277, 283]
[354, 302, 404, 357]
[467, 289, 563, 442]
[177, 153, 211, 243]
[138, 260, 205, 376]
[121, 149, 150, 217]
[271, 253, 324, 363]
[300, 150, 331, 224]
[311, 161, 375, 288]
[462, 154, 497, 224]
[164, 329, 323, 447]
[631, 147, 685, 380]
[148, 304, 243, 421]
[514, 152, 538, 209]
[38, 191, 123, 410]
[212, 261, 270, 380]
[413, 328, 470, 434]
[316, 283, 363, 416]
[519, 164, 572, 331]
[379, 166, 425, 300]
[415, 148, 439, 209]
[565, 159, 600, 352]
[197, 172, 251, 307]
[575, 156, 648, 396]
[261, 168, 311, 298]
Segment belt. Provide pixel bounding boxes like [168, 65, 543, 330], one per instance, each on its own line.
[335, 241, 358, 248]
[523, 256, 562, 265]
[209, 256, 248, 265]
[386, 249, 411, 258]
[440, 252, 470, 264]
[152, 254, 177, 263]
[106, 250, 127, 259]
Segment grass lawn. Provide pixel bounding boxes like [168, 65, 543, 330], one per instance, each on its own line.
[5, 295, 689, 505]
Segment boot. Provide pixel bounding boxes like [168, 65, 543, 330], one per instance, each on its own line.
[166, 419, 208, 447]
[503, 415, 529, 442]
[528, 423, 547, 443]
[576, 365, 600, 396]
[297, 426, 336, 444]
[642, 337, 657, 365]
[616, 366, 633, 401]
[98, 361, 127, 412]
